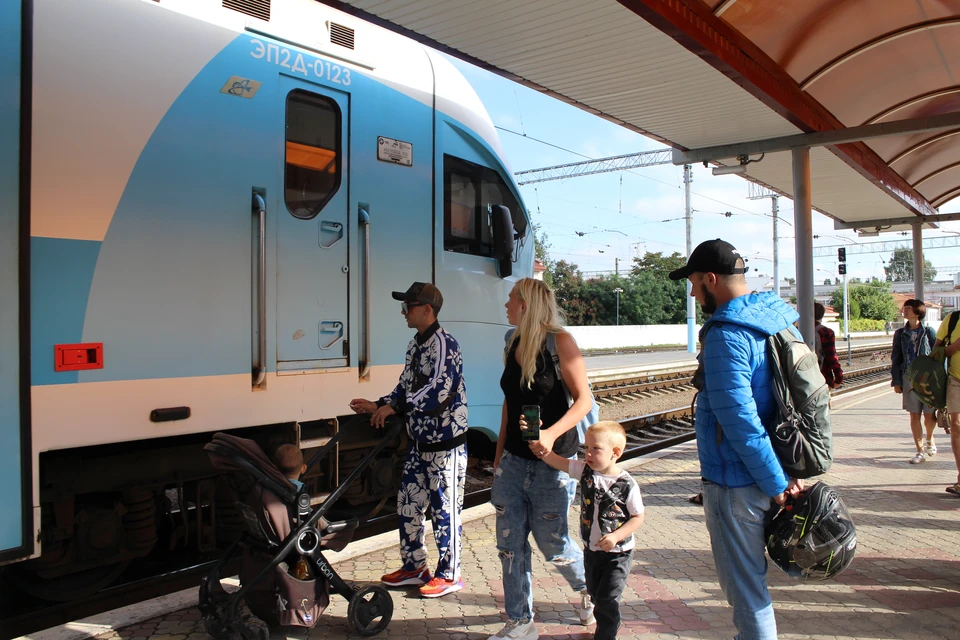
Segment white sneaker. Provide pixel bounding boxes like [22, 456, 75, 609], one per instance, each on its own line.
[487, 619, 538, 640]
[910, 451, 926, 464]
[926, 440, 937, 456]
[578, 590, 596, 625]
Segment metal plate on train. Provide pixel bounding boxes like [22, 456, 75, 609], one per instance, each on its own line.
[377, 136, 413, 166]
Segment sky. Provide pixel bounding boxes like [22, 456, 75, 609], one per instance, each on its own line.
[448, 57, 960, 285]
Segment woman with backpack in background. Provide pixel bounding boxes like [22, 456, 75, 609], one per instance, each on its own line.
[891, 299, 939, 464]
[487, 278, 595, 640]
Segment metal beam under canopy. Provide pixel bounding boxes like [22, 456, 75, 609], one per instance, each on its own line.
[834, 212, 960, 231]
[672, 112, 960, 165]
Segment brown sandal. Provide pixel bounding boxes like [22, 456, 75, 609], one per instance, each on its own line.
[688, 492, 703, 505]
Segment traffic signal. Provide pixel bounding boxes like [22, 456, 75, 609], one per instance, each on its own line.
[838, 247, 846, 262]
[838, 263, 847, 275]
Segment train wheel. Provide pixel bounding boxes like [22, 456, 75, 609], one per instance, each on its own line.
[6, 560, 130, 601]
[347, 585, 393, 636]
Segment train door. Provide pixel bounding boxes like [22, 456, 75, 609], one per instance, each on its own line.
[276, 79, 351, 371]
[0, 0, 27, 561]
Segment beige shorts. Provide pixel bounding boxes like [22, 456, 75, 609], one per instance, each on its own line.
[948, 376, 960, 414]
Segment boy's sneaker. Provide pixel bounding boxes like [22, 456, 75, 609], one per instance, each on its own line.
[487, 619, 538, 640]
[910, 451, 926, 464]
[926, 440, 938, 456]
[381, 566, 430, 587]
[578, 590, 596, 625]
[419, 577, 464, 598]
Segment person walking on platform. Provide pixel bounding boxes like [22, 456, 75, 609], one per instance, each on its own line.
[935, 309, 960, 495]
[349, 282, 468, 599]
[814, 302, 843, 389]
[488, 278, 595, 640]
[891, 299, 939, 464]
[538, 421, 645, 640]
[669, 239, 803, 640]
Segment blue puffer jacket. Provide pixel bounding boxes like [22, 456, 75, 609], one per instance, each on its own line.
[696, 292, 796, 497]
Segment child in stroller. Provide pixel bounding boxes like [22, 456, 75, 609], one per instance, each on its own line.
[198, 420, 404, 638]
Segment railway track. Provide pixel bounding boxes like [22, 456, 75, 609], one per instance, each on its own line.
[3, 361, 892, 639]
[607, 362, 892, 462]
[592, 345, 891, 405]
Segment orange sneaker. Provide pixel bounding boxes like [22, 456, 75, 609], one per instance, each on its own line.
[419, 576, 464, 598]
[381, 566, 431, 587]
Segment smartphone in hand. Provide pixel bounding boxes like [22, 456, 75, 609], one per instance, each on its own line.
[521, 405, 540, 441]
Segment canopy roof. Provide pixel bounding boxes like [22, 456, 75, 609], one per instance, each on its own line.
[330, 0, 960, 231]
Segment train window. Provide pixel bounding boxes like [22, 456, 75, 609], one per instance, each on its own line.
[285, 91, 341, 219]
[444, 155, 527, 256]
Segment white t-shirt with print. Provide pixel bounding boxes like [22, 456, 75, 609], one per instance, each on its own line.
[568, 459, 644, 552]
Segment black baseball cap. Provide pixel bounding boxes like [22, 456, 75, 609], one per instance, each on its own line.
[668, 239, 748, 280]
[391, 282, 443, 311]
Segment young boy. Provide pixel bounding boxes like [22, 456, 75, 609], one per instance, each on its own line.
[539, 421, 644, 640]
[273, 443, 307, 491]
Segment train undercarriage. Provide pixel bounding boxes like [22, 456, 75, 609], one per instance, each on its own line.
[7, 417, 409, 601]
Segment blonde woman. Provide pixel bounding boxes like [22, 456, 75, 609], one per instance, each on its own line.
[487, 278, 595, 640]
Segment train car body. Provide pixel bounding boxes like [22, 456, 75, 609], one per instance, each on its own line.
[0, 0, 532, 593]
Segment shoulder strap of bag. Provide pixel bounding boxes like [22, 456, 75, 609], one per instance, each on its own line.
[766, 331, 796, 420]
[545, 332, 575, 408]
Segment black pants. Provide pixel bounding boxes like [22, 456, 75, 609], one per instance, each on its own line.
[583, 547, 634, 640]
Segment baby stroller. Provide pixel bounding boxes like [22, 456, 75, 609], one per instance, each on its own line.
[198, 418, 404, 638]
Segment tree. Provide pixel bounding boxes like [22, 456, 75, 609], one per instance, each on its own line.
[550, 260, 592, 325]
[629, 252, 697, 325]
[830, 281, 895, 322]
[532, 222, 555, 287]
[884, 247, 937, 283]
[630, 251, 687, 280]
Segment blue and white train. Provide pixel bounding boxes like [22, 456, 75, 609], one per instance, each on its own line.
[0, 0, 532, 597]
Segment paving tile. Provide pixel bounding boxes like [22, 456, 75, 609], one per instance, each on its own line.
[97, 388, 960, 640]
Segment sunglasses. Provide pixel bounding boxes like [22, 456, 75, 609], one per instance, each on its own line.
[401, 302, 424, 314]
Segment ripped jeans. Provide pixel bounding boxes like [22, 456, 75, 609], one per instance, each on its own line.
[490, 450, 586, 621]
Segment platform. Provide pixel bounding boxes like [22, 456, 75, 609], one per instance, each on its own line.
[24, 384, 960, 640]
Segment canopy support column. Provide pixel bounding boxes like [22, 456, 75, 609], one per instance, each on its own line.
[792, 147, 815, 350]
[912, 223, 924, 301]
[684, 164, 695, 353]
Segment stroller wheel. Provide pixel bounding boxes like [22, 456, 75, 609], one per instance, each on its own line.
[239, 615, 269, 640]
[347, 584, 393, 636]
[203, 615, 233, 640]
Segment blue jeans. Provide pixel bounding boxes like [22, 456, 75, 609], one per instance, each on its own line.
[490, 451, 586, 621]
[702, 479, 779, 640]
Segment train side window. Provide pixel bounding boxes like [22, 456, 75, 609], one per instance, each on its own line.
[444, 155, 527, 256]
[285, 91, 341, 219]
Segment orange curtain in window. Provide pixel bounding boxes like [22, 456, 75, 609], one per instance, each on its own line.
[286, 141, 336, 173]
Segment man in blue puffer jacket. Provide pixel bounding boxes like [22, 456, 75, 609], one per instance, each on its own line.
[670, 239, 804, 640]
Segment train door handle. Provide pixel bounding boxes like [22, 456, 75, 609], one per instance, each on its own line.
[359, 205, 371, 379]
[252, 192, 266, 387]
[319, 321, 344, 350]
[319, 221, 344, 249]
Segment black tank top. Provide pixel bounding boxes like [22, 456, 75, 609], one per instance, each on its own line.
[500, 339, 579, 460]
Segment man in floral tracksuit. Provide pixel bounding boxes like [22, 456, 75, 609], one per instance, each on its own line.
[349, 282, 468, 598]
